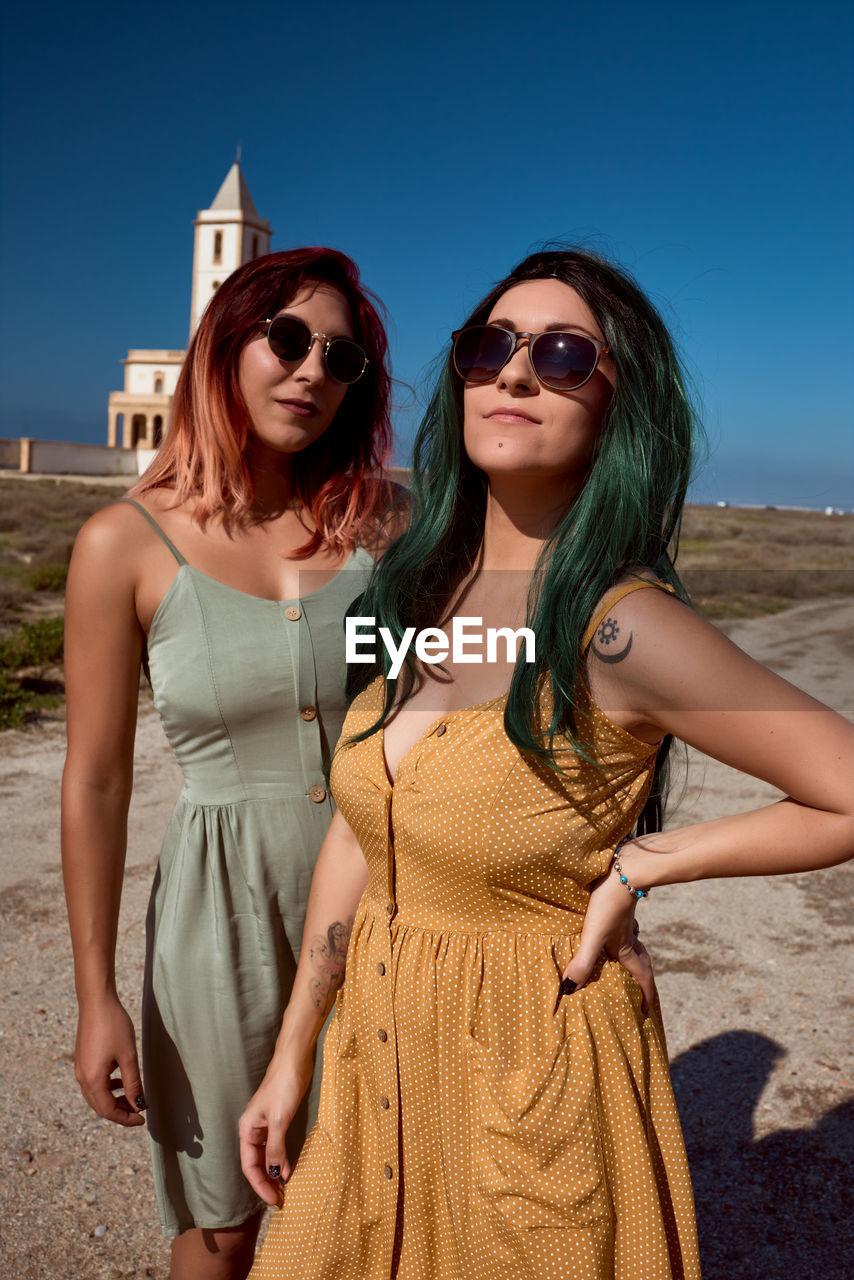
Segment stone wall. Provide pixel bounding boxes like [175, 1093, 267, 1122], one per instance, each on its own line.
[0, 440, 413, 485]
[0, 438, 20, 468]
[1, 438, 141, 476]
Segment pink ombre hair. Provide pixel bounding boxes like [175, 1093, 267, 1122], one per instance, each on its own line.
[131, 248, 394, 554]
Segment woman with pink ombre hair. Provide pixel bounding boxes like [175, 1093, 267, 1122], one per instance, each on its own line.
[62, 248, 398, 1280]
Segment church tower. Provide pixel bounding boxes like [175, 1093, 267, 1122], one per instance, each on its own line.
[189, 159, 272, 335]
[108, 160, 272, 449]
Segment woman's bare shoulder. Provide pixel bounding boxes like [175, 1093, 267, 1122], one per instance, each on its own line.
[74, 498, 138, 549]
[71, 491, 180, 571]
[586, 570, 829, 719]
[587, 570, 701, 665]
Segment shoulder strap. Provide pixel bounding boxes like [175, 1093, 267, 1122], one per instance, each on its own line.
[121, 499, 187, 566]
[581, 579, 676, 651]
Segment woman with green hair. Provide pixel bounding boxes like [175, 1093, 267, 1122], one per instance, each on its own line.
[240, 249, 854, 1279]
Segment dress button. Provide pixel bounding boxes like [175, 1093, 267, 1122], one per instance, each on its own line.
[377, 962, 386, 976]
[386, 902, 394, 915]
[285, 605, 302, 621]
[309, 785, 327, 804]
[384, 1164, 394, 1179]
[435, 723, 447, 736]
[380, 1095, 390, 1109]
[377, 1029, 388, 1043]
[300, 706, 317, 721]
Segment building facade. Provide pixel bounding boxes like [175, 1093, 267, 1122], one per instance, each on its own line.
[107, 161, 271, 448]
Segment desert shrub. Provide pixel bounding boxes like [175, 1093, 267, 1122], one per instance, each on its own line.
[0, 667, 27, 729]
[23, 615, 65, 666]
[28, 563, 68, 592]
[0, 616, 64, 671]
[0, 579, 28, 626]
[0, 665, 62, 730]
[0, 615, 65, 729]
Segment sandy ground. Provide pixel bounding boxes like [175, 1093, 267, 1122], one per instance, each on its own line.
[1, 597, 852, 1279]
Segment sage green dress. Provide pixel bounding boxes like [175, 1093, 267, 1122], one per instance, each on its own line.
[126, 501, 375, 1236]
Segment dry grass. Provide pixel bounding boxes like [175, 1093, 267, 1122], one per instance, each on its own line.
[0, 477, 851, 648]
[677, 506, 854, 618]
[0, 478, 123, 627]
[0, 478, 126, 727]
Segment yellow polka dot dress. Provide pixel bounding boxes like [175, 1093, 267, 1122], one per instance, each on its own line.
[252, 588, 701, 1279]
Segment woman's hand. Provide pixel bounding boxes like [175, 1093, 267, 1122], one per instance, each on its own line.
[560, 846, 655, 1011]
[239, 1050, 314, 1205]
[75, 997, 146, 1126]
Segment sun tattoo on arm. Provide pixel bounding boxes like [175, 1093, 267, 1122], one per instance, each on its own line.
[308, 918, 354, 1012]
[591, 616, 634, 664]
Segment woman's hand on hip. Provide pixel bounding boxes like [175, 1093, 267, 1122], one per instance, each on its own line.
[559, 846, 655, 1011]
[239, 1051, 314, 1205]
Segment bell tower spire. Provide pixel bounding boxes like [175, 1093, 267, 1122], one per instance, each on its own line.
[189, 159, 271, 335]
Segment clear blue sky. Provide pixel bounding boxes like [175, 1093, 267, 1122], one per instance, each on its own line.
[1, 0, 852, 506]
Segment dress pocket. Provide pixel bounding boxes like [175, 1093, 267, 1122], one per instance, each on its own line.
[314, 991, 361, 1145]
[314, 999, 342, 1136]
[466, 1030, 611, 1234]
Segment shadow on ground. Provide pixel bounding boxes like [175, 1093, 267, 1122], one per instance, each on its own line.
[671, 1031, 853, 1278]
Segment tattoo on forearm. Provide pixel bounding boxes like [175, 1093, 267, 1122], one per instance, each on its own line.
[592, 616, 634, 664]
[308, 918, 353, 1011]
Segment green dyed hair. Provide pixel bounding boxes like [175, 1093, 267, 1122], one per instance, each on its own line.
[350, 248, 701, 832]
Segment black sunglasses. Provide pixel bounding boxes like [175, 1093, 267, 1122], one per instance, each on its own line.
[451, 324, 610, 392]
[264, 315, 368, 385]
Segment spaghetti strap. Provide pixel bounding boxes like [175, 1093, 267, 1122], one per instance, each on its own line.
[121, 499, 187, 566]
[581, 578, 676, 651]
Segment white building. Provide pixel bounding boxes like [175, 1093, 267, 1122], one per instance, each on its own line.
[107, 161, 271, 449]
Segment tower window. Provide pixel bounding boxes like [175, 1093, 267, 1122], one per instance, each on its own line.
[212, 281, 221, 293]
[154, 375, 164, 394]
[213, 231, 223, 264]
[252, 234, 259, 258]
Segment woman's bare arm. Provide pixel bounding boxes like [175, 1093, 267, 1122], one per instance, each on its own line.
[61, 506, 147, 1126]
[567, 588, 854, 987]
[239, 808, 369, 1201]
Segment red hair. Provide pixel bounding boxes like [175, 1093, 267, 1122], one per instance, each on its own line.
[132, 247, 394, 554]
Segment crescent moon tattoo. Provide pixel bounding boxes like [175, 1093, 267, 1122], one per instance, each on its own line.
[594, 633, 633, 663]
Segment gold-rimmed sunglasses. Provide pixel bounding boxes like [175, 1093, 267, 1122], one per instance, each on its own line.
[265, 315, 368, 385]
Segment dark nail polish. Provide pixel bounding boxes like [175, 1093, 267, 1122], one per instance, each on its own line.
[267, 1164, 281, 1180]
[553, 976, 579, 1015]
[134, 1095, 147, 1111]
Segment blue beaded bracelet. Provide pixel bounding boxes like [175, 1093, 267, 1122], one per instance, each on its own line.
[612, 841, 649, 900]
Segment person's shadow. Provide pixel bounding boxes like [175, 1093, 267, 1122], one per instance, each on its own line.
[670, 1031, 854, 1278]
